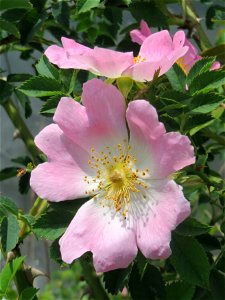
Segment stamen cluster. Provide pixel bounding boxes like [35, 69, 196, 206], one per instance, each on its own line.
[84, 141, 149, 217]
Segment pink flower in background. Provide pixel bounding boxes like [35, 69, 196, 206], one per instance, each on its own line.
[130, 20, 152, 45]
[30, 79, 195, 272]
[130, 20, 220, 74]
[123, 30, 188, 81]
[45, 30, 188, 82]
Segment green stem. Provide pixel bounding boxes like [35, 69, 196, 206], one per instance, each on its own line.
[79, 258, 109, 300]
[181, 0, 212, 50]
[2, 98, 40, 161]
[29, 197, 48, 218]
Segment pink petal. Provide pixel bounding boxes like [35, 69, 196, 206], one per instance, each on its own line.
[45, 37, 98, 72]
[130, 20, 152, 45]
[44, 45, 72, 69]
[126, 100, 195, 178]
[139, 30, 174, 61]
[172, 31, 186, 51]
[54, 79, 128, 152]
[122, 60, 166, 82]
[91, 47, 134, 78]
[136, 179, 190, 259]
[34, 124, 89, 168]
[30, 162, 95, 201]
[30, 124, 98, 201]
[59, 199, 138, 272]
[140, 20, 152, 37]
[130, 29, 147, 45]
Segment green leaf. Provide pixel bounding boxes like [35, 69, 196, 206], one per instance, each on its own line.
[19, 172, 30, 194]
[116, 77, 133, 99]
[7, 73, 32, 82]
[196, 234, 221, 252]
[14, 90, 32, 118]
[52, 1, 70, 28]
[0, 196, 18, 216]
[0, 0, 32, 10]
[0, 215, 20, 252]
[0, 257, 25, 297]
[129, 263, 155, 300]
[206, 5, 225, 29]
[33, 200, 85, 240]
[60, 69, 78, 94]
[18, 76, 63, 97]
[19, 287, 39, 300]
[175, 217, 211, 236]
[129, 263, 166, 300]
[35, 55, 59, 80]
[209, 270, 225, 300]
[190, 93, 224, 114]
[50, 239, 62, 264]
[77, 0, 101, 14]
[166, 281, 195, 300]
[0, 167, 17, 181]
[170, 234, 210, 288]
[130, 1, 168, 27]
[186, 57, 216, 86]
[40, 94, 64, 117]
[189, 70, 225, 95]
[0, 80, 14, 104]
[202, 44, 225, 64]
[0, 18, 20, 38]
[32, 210, 69, 240]
[166, 64, 186, 92]
[18, 9, 47, 44]
[184, 114, 215, 136]
[103, 265, 132, 295]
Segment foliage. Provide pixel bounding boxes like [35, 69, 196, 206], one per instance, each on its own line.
[0, 0, 225, 299]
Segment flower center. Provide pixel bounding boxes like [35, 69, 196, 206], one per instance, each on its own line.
[133, 55, 146, 64]
[84, 142, 149, 218]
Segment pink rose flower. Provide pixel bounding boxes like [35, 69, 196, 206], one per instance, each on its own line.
[44, 30, 188, 82]
[130, 20, 220, 74]
[30, 79, 195, 272]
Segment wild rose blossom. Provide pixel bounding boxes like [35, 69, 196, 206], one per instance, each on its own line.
[45, 30, 188, 82]
[30, 79, 195, 272]
[130, 20, 220, 74]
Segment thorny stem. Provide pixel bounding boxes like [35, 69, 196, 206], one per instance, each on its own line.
[3, 98, 109, 299]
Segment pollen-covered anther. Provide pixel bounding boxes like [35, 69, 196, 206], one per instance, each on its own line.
[133, 55, 146, 64]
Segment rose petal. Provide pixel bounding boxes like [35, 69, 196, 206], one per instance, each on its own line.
[91, 47, 134, 78]
[135, 179, 190, 259]
[34, 124, 90, 171]
[139, 30, 173, 61]
[54, 79, 128, 152]
[59, 199, 138, 272]
[127, 100, 195, 178]
[30, 161, 96, 201]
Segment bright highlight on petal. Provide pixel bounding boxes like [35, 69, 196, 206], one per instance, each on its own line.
[31, 79, 195, 272]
